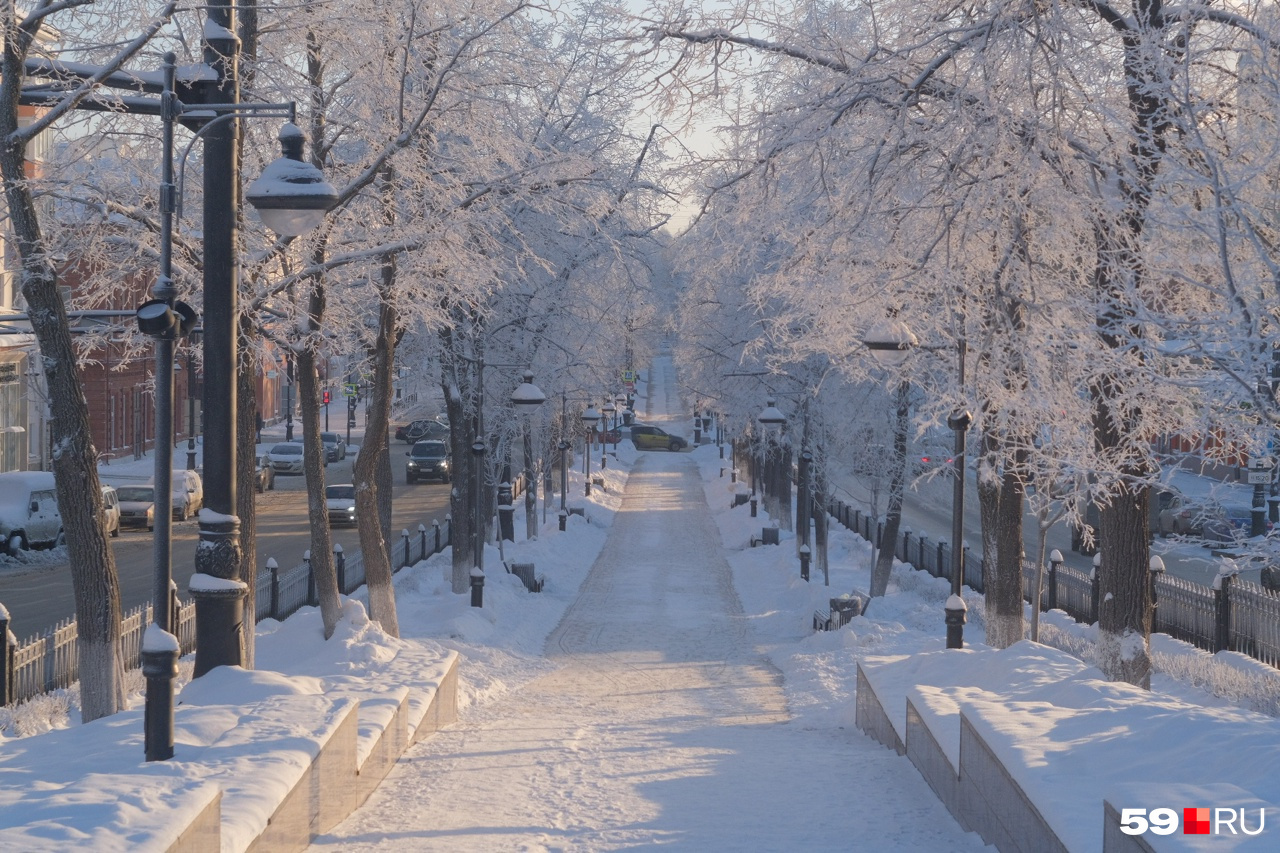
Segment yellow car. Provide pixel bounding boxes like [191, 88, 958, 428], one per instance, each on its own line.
[629, 424, 687, 452]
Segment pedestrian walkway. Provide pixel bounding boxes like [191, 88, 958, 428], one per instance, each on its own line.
[315, 449, 982, 851]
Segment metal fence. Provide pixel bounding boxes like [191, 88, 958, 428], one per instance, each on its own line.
[826, 496, 1280, 668]
[0, 515, 451, 707]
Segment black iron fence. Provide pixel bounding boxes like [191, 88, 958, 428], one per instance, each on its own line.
[826, 497, 1280, 668]
[0, 516, 451, 707]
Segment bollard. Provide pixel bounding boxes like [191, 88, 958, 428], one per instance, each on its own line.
[1090, 554, 1102, 625]
[731, 468, 737, 483]
[335, 543, 346, 594]
[498, 481, 515, 541]
[419, 523, 428, 561]
[750, 494, 757, 517]
[401, 529, 411, 568]
[433, 519, 442, 554]
[945, 595, 967, 649]
[1148, 555, 1165, 634]
[1048, 551, 1063, 612]
[720, 444, 724, 459]
[305, 550, 316, 607]
[1213, 571, 1233, 652]
[558, 508, 568, 531]
[169, 582, 180, 639]
[720, 467, 724, 478]
[141, 635, 179, 762]
[267, 558, 280, 620]
[470, 569, 485, 608]
[0, 604, 12, 706]
[799, 544, 810, 582]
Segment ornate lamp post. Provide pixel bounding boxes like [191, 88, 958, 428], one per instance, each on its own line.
[581, 404, 600, 496]
[134, 50, 336, 762]
[511, 372, 547, 540]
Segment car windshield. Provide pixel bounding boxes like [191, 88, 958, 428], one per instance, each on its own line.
[321, 433, 339, 443]
[116, 487, 153, 502]
[412, 441, 447, 457]
[326, 486, 356, 500]
[271, 444, 302, 455]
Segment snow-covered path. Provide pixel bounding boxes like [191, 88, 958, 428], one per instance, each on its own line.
[315, 449, 984, 851]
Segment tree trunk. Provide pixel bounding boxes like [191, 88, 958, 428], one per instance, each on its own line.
[441, 345, 476, 594]
[354, 262, 400, 637]
[871, 382, 909, 597]
[989, 466, 1027, 648]
[236, 320, 260, 668]
[298, 344, 342, 637]
[0, 57, 123, 720]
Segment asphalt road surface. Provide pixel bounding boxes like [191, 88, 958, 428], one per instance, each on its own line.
[0, 447, 451, 642]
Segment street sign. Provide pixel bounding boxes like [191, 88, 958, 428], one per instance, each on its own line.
[1248, 470, 1273, 485]
[621, 369, 635, 383]
[344, 383, 358, 398]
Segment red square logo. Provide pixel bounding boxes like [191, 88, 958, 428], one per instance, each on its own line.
[1184, 808, 1211, 835]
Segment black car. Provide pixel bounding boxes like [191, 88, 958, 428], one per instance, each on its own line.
[406, 440, 451, 483]
[396, 418, 450, 443]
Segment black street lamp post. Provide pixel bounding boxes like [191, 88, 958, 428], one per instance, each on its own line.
[19, 5, 336, 761]
[864, 318, 973, 648]
[463, 357, 543, 605]
[581, 404, 600, 496]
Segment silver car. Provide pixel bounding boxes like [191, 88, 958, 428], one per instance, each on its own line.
[268, 442, 306, 474]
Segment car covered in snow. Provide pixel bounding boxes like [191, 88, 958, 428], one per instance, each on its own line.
[0, 471, 62, 555]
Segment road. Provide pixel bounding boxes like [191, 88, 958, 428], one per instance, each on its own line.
[0, 440, 452, 642]
[830, 466, 1251, 589]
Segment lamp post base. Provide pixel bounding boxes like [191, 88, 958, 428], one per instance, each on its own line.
[191, 582, 246, 677]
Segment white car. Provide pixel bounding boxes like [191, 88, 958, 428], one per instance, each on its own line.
[325, 484, 357, 527]
[268, 442, 306, 474]
[100, 485, 120, 538]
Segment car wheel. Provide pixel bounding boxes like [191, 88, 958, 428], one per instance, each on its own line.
[441, 473, 450, 484]
[7, 533, 24, 555]
[56, 529, 65, 547]
[147, 523, 154, 532]
[407, 473, 416, 484]
[111, 524, 119, 539]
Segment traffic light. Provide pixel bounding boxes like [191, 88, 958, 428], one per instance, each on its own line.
[323, 390, 331, 404]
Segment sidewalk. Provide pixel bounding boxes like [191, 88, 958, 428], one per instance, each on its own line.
[316, 447, 985, 851]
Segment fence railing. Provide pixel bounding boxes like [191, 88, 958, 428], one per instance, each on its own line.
[0, 516, 451, 707]
[826, 496, 1280, 669]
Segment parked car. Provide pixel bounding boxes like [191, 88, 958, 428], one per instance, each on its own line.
[325, 484, 357, 527]
[170, 469, 203, 521]
[255, 454, 276, 493]
[268, 442, 306, 474]
[396, 418, 450, 443]
[0, 471, 63, 555]
[1201, 505, 1269, 544]
[100, 485, 120, 538]
[629, 424, 687, 452]
[1157, 495, 1216, 537]
[320, 431, 347, 462]
[116, 485, 156, 532]
[406, 440, 451, 483]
